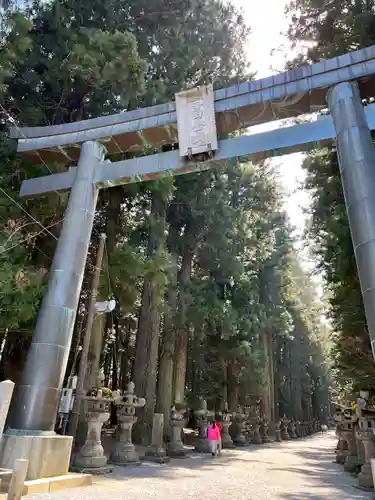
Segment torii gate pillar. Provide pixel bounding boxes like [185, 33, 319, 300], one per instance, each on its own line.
[0, 141, 104, 479]
[328, 82, 375, 361]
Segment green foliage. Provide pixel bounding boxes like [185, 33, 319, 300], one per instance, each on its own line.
[286, 0, 375, 396]
[65, 28, 147, 108]
[0, 0, 330, 421]
[180, 160, 330, 413]
[0, 11, 31, 97]
[302, 150, 374, 393]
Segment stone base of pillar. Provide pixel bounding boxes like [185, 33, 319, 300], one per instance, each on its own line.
[335, 451, 347, 465]
[358, 463, 374, 490]
[252, 431, 262, 445]
[72, 453, 113, 475]
[195, 437, 211, 453]
[0, 432, 73, 480]
[144, 446, 170, 464]
[344, 455, 362, 474]
[167, 441, 187, 457]
[71, 463, 112, 475]
[222, 436, 235, 449]
[110, 443, 140, 465]
[233, 435, 247, 447]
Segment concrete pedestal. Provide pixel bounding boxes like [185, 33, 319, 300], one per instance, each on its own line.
[357, 430, 375, 489]
[222, 421, 235, 449]
[252, 424, 262, 445]
[260, 422, 271, 443]
[167, 419, 187, 457]
[232, 413, 246, 446]
[144, 445, 170, 463]
[144, 413, 170, 463]
[342, 428, 361, 473]
[0, 433, 73, 480]
[194, 436, 211, 453]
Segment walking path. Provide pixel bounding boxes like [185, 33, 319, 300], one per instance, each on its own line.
[27, 433, 371, 500]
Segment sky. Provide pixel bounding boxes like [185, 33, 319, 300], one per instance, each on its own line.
[232, 0, 314, 269]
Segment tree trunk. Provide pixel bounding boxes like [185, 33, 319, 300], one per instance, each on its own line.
[84, 313, 106, 390]
[173, 328, 188, 404]
[112, 341, 119, 390]
[218, 352, 227, 410]
[172, 238, 194, 405]
[227, 362, 238, 412]
[156, 252, 178, 435]
[262, 330, 275, 420]
[103, 347, 112, 387]
[133, 190, 169, 441]
[156, 320, 175, 433]
[120, 326, 131, 390]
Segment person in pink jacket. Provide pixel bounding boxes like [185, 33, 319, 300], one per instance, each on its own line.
[207, 421, 221, 456]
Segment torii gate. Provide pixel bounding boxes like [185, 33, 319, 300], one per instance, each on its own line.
[3, 45, 375, 476]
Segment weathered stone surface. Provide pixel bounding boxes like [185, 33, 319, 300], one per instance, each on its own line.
[342, 423, 361, 474]
[110, 383, 145, 466]
[335, 429, 348, 465]
[275, 421, 282, 442]
[0, 380, 14, 439]
[252, 418, 262, 445]
[260, 418, 271, 444]
[281, 419, 290, 441]
[0, 434, 73, 480]
[357, 415, 375, 490]
[73, 390, 112, 474]
[145, 413, 170, 463]
[194, 400, 211, 453]
[167, 406, 187, 458]
[232, 409, 246, 447]
[221, 412, 235, 449]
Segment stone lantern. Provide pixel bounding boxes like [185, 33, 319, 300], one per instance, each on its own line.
[260, 416, 271, 443]
[357, 409, 375, 490]
[221, 407, 235, 449]
[289, 420, 298, 439]
[232, 407, 247, 446]
[73, 389, 111, 474]
[281, 417, 290, 440]
[335, 422, 348, 465]
[194, 399, 211, 453]
[341, 417, 361, 473]
[251, 416, 262, 444]
[295, 420, 302, 438]
[275, 420, 282, 442]
[167, 403, 187, 457]
[110, 382, 145, 465]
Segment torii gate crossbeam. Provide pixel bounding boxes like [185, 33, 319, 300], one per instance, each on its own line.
[10, 45, 375, 163]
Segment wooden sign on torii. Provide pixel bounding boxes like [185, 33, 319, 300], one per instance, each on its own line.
[4, 46, 375, 474]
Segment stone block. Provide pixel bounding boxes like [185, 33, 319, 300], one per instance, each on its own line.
[0, 434, 73, 480]
[0, 381, 14, 440]
[23, 474, 92, 495]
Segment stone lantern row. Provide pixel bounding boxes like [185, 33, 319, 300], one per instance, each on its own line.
[334, 403, 375, 491]
[72, 383, 323, 474]
[73, 381, 146, 472]
[192, 401, 321, 449]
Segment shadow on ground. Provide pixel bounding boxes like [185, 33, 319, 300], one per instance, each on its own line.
[92, 433, 372, 500]
[276, 440, 371, 500]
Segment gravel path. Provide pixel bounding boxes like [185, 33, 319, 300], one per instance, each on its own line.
[27, 432, 371, 500]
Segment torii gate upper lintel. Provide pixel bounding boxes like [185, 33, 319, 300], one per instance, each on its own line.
[3, 46, 375, 478]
